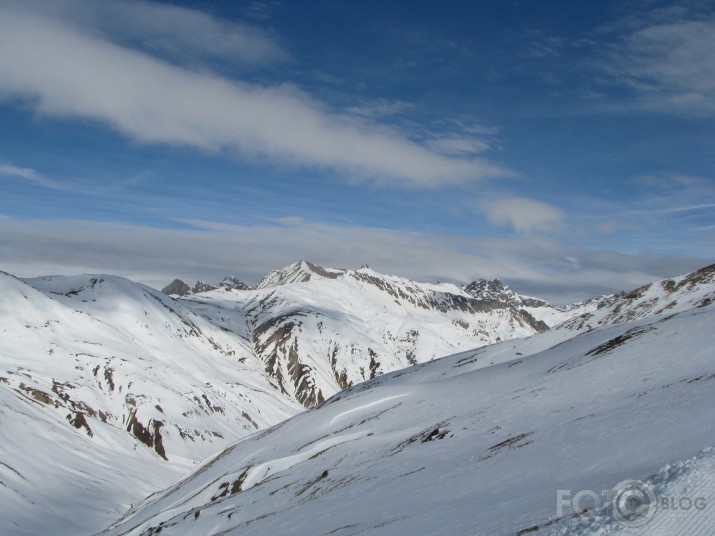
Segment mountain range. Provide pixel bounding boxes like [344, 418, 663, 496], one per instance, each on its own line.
[1, 261, 713, 535]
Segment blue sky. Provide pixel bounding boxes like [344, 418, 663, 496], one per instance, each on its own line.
[0, 0, 713, 302]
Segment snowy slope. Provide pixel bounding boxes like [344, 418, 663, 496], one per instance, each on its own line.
[0, 273, 301, 536]
[552, 447, 715, 535]
[97, 292, 715, 535]
[0, 263, 556, 536]
[3, 262, 714, 536]
[0, 263, 568, 536]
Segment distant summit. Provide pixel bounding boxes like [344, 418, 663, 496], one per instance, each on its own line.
[192, 281, 218, 293]
[161, 276, 250, 296]
[161, 278, 191, 296]
[463, 278, 521, 304]
[219, 275, 249, 291]
[255, 260, 344, 288]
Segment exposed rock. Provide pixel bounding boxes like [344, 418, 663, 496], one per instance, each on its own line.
[192, 281, 218, 293]
[161, 279, 191, 296]
[219, 276, 250, 291]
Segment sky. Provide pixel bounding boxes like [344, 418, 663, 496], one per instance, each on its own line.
[0, 0, 713, 303]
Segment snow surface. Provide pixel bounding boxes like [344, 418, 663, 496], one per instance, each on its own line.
[98, 289, 715, 535]
[181, 263, 556, 408]
[2, 262, 714, 536]
[0, 263, 556, 535]
[0, 272, 301, 536]
[552, 447, 715, 535]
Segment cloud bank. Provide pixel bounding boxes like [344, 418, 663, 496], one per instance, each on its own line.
[0, 217, 707, 304]
[0, 2, 509, 187]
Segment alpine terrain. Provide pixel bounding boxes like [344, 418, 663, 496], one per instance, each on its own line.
[97, 263, 715, 536]
[0, 261, 713, 535]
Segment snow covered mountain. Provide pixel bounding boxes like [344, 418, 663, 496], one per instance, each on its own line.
[0, 272, 301, 536]
[557, 263, 715, 333]
[96, 267, 715, 536]
[2, 261, 714, 536]
[463, 277, 616, 326]
[255, 260, 345, 288]
[0, 262, 566, 536]
[183, 262, 552, 408]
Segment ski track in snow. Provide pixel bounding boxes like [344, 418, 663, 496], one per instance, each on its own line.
[328, 393, 409, 425]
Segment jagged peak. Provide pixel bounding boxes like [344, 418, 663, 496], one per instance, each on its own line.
[219, 275, 249, 291]
[161, 275, 250, 295]
[463, 278, 519, 302]
[192, 281, 218, 294]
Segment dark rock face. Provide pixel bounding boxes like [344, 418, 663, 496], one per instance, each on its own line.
[193, 281, 218, 293]
[463, 279, 519, 304]
[162, 279, 191, 296]
[219, 276, 250, 291]
[162, 276, 250, 295]
[126, 409, 167, 460]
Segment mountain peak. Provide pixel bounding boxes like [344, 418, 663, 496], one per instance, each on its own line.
[161, 278, 191, 296]
[255, 260, 344, 288]
[463, 278, 518, 303]
[192, 280, 218, 294]
[219, 275, 249, 291]
[162, 275, 250, 295]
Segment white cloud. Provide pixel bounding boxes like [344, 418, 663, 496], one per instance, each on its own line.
[603, 17, 715, 116]
[346, 99, 414, 119]
[0, 163, 64, 189]
[427, 137, 492, 156]
[0, 164, 40, 181]
[634, 173, 713, 195]
[0, 4, 510, 188]
[0, 217, 706, 304]
[242, 1, 280, 22]
[3, 0, 286, 66]
[482, 197, 564, 233]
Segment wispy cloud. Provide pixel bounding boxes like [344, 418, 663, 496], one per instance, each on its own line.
[241, 1, 281, 22]
[0, 164, 40, 182]
[524, 36, 565, 59]
[481, 197, 564, 233]
[0, 163, 64, 190]
[0, 2, 509, 188]
[600, 15, 715, 116]
[634, 173, 713, 195]
[624, 173, 715, 219]
[346, 99, 414, 119]
[426, 137, 492, 156]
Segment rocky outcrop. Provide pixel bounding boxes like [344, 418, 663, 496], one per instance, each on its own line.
[162, 279, 192, 296]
